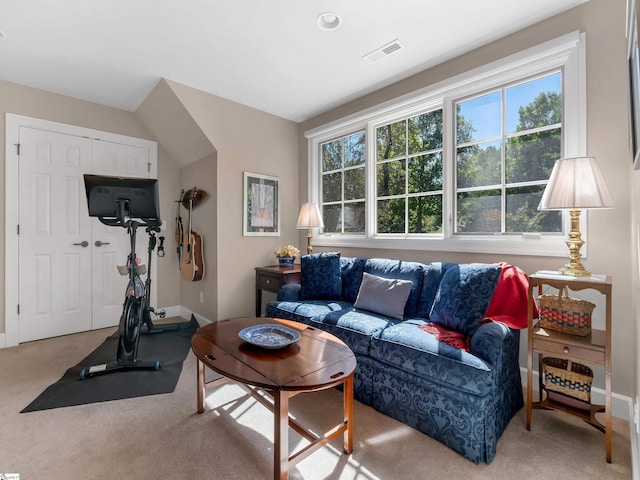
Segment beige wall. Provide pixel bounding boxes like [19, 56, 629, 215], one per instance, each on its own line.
[633, 151, 640, 423]
[300, 0, 635, 398]
[154, 144, 182, 309]
[163, 80, 300, 321]
[135, 78, 217, 311]
[179, 153, 218, 320]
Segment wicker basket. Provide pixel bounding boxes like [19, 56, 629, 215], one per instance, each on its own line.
[542, 357, 593, 402]
[538, 287, 595, 336]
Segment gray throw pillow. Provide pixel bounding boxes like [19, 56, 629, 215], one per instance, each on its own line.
[354, 272, 413, 320]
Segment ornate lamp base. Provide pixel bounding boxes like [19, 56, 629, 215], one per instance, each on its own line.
[305, 228, 313, 254]
[560, 209, 591, 277]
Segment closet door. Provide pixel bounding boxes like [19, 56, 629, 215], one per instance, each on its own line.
[18, 128, 93, 342]
[15, 124, 157, 342]
[90, 140, 153, 330]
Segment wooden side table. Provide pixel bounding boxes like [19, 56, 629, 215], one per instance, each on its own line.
[526, 271, 613, 462]
[255, 265, 301, 316]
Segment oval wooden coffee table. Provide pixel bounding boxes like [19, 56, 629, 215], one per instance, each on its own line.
[191, 317, 357, 480]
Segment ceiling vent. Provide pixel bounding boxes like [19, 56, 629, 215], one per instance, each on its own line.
[363, 39, 405, 64]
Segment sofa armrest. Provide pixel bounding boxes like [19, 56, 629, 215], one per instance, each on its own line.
[469, 321, 511, 367]
[277, 283, 301, 301]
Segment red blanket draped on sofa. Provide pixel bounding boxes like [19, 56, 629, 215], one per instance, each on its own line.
[419, 263, 534, 351]
[484, 262, 536, 330]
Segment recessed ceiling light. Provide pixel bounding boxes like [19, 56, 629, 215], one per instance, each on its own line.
[0, 30, 6, 38]
[317, 12, 341, 31]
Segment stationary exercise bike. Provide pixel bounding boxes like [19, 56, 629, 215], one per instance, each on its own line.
[80, 174, 181, 380]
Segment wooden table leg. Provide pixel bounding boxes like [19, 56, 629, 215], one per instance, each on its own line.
[197, 357, 205, 414]
[606, 360, 612, 462]
[274, 390, 289, 480]
[343, 374, 354, 454]
[256, 288, 262, 317]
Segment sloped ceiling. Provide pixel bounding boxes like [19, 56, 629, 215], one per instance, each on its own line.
[135, 79, 215, 167]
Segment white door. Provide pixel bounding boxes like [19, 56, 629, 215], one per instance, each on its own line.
[17, 128, 156, 342]
[18, 128, 93, 342]
[90, 140, 151, 329]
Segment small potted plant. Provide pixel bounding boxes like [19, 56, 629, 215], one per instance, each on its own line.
[274, 244, 300, 267]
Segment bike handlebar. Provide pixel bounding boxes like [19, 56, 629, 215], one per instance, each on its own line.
[98, 216, 162, 230]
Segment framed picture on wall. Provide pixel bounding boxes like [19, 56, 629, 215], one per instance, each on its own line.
[243, 172, 280, 236]
[628, 0, 640, 168]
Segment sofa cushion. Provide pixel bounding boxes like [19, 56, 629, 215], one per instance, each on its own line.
[354, 272, 413, 320]
[415, 262, 456, 318]
[430, 264, 501, 336]
[299, 252, 342, 300]
[312, 308, 397, 356]
[369, 319, 495, 396]
[365, 258, 425, 318]
[340, 256, 367, 303]
[265, 299, 353, 326]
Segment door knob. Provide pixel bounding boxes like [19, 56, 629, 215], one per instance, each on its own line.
[95, 241, 111, 247]
[73, 241, 89, 248]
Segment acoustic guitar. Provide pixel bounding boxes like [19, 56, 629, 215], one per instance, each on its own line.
[181, 188, 205, 282]
[175, 189, 185, 266]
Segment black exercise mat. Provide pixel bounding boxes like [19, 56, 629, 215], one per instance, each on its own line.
[21, 317, 198, 412]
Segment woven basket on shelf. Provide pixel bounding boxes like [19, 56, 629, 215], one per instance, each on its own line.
[542, 357, 593, 402]
[538, 287, 595, 336]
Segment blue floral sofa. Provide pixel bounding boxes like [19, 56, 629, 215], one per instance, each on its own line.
[265, 253, 528, 464]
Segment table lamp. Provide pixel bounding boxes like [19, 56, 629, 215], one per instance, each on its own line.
[296, 203, 324, 254]
[538, 156, 614, 277]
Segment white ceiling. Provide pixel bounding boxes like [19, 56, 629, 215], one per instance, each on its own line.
[0, 1, 587, 123]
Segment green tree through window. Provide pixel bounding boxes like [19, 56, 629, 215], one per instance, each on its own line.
[320, 132, 366, 234]
[376, 110, 443, 234]
[318, 72, 564, 239]
[455, 72, 563, 234]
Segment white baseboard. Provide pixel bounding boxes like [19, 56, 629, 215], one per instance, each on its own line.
[153, 304, 213, 326]
[0, 305, 214, 349]
[174, 305, 213, 326]
[520, 367, 631, 420]
[157, 305, 184, 320]
[630, 398, 639, 480]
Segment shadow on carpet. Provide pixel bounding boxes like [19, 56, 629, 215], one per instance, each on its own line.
[21, 317, 198, 413]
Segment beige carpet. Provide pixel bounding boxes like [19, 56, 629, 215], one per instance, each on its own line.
[0, 327, 632, 479]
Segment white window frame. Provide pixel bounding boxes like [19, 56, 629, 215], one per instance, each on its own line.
[305, 31, 586, 257]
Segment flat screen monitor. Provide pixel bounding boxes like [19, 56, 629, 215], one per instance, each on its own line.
[84, 174, 161, 221]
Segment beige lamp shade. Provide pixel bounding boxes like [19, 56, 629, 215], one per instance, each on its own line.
[296, 203, 324, 254]
[538, 156, 614, 210]
[537, 156, 613, 277]
[296, 203, 325, 229]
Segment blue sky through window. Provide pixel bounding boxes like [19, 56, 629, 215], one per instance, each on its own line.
[457, 72, 561, 142]
[506, 72, 561, 133]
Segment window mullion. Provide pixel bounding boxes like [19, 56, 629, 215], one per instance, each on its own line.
[404, 119, 409, 234]
[341, 138, 345, 234]
[366, 122, 377, 238]
[501, 87, 507, 234]
[443, 97, 455, 238]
